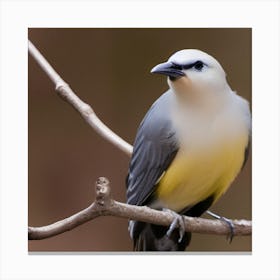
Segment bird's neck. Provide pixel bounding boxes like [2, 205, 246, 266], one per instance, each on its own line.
[172, 83, 232, 115]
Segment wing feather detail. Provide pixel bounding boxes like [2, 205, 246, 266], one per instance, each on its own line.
[126, 91, 179, 206]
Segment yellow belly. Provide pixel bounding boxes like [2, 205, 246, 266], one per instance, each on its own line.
[156, 137, 247, 212]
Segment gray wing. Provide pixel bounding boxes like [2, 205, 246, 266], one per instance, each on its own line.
[126, 91, 179, 206]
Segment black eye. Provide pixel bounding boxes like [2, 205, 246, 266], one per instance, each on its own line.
[193, 61, 204, 71]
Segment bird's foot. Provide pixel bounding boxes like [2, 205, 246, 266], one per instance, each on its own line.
[206, 210, 235, 243]
[163, 208, 185, 243]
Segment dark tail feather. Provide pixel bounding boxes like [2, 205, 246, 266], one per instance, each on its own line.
[133, 222, 191, 251]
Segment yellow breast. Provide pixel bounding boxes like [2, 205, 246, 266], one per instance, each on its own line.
[156, 133, 248, 212]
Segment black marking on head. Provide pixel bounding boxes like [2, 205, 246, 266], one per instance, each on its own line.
[180, 60, 205, 71]
[167, 63, 184, 81]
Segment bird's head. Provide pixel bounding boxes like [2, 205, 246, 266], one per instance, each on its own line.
[151, 49, 229, 96]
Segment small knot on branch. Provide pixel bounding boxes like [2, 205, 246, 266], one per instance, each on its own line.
[55, 82, 71, 100]
[55, 81, 69, 91]
[95, 177, 112, 208]
[81, 103, 94, 117]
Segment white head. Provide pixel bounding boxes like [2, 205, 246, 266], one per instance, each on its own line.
[151, 49, 230, 96]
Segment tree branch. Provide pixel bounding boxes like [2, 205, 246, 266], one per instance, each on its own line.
[28, 177, 251, 240]
[28, 40, 133, 156]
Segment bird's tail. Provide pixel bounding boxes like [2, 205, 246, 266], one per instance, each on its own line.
[133, 222, 191, 251]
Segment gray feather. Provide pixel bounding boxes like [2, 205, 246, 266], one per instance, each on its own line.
[126, 90, 179, 207]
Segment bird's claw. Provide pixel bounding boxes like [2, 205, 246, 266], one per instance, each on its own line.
[206, 210, 235, 243]
[163, 208, 185, 243]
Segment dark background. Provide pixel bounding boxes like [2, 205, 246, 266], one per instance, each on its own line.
[28, 28, 251, 251]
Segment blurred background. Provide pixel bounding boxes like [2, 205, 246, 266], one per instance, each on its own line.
[28, 28, 251, 252]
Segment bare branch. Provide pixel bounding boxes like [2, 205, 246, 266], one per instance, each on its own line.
[28, 177, 252, 240]
[28, 40, 133, 156]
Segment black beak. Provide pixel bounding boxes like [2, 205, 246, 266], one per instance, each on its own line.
[151, 61, 185, 79]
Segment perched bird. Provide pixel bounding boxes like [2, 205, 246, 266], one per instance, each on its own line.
[126, 49, 251, 251]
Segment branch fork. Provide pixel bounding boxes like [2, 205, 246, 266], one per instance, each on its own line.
[28, 178, 251, 240]
[95, 177, 112, 209]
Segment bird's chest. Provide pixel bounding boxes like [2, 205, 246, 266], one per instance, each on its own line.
[173, 102, 248, 150]
[156, 107, 248, 211]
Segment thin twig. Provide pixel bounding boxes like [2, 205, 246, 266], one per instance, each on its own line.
[28, 178, 252, 240]
[28, 40, 133, 156]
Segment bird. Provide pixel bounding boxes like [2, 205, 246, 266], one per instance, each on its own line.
[126, 49, 251, 251]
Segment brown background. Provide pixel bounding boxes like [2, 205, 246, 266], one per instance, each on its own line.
[28, 28, 251, 252]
